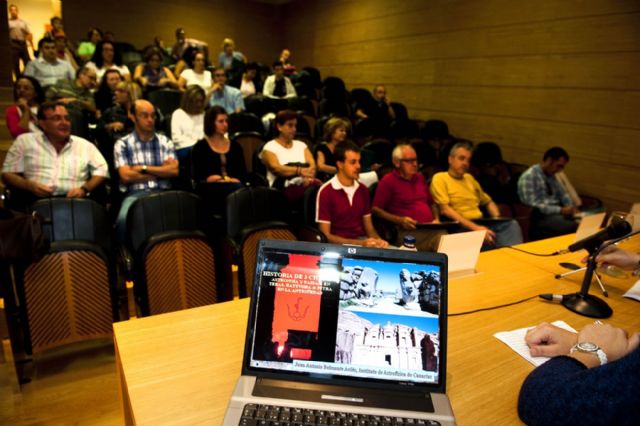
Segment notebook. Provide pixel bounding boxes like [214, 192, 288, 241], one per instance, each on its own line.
[437, 230, 486, 279]
[223, 239, 455, 425]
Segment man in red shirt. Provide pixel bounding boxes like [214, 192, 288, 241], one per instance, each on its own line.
[316, 141, 388, 248]
[372, 144, 445, 251]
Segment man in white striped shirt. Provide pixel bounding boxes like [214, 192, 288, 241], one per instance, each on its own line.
[1, 102, 108, 208]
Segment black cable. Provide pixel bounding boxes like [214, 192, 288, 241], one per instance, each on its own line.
[448, 295, 538, 316]
[505, 246, 562, 257]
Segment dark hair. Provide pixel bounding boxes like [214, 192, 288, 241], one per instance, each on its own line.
[38, 36, 55, 50]
[272, 60, 284, 69]
[184, 47, 207, 69]
[14, 76, 45, 104]
[95, 69, 122, 101]
[543, 147, 569, 162]
[87, 27, 103, 40]
[50, 16, 62, 25]
[334, 141, 360, 163]
[91, 41, 123, 68]
[75, 65, 95, 79]
[37, 101, 65, 120]
[245, 62, 258, 72]
[144, 47, 163, 63]
[275, 109, 297, 127]
[203, 106, 228, 137]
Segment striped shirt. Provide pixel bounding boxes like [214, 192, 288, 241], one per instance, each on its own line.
[2, 132, 109, 195]
[113, 131, 176, 193]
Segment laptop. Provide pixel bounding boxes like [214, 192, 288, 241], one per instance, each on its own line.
[223, 239, 455, 425]
[437, 230, 486, 279]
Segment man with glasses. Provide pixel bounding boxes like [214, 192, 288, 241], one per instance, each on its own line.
[372, 144, 445, 251]
[46, 66, 98, 118]
[207, 68, 244, 114]
[1, 102, 108, 209]
[517, 146, 579, 240]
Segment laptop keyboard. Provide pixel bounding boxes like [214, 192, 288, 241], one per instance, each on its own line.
[239, 404, 441, 426]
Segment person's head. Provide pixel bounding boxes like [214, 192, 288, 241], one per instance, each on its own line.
[222, 38, 235, 55]
[243, 62, 257, 79]
[175, 28, 185, 43]
[86, 27, 103, 44]
[323, 117, 350, 143]
[50, 16, 63, 32]
[39, 37, 57, 62]
[272, 60, 284, 79]
[335, 141, 361, 182]
[92, 41, 122, 67]
[115, 81, 142, 106]
[541, 147, 570, 176]
[213, 67, 227, 87]
[37, 102, 71, 141]
[447, 140, 474, 178]
[280, 49, 290, 62]
[129, 99, 156, 135]
[53, 31, 67, 52]
[103, 31, 115, 43]
[8, 4, 18, 19]
[101, 69, 122, 92]
[373, 84, 386, 101]
[392, 144, 419, 179]
[180, 85, 206, 115]
[14, 76, 44, 104]
[204, 105, 228, 137]
[145, 47, 163, 70]
[275, 110, 297, 140]
[76, 66, 98, 90]
[190, 51, 206, 72]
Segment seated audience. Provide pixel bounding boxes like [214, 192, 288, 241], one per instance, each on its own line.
[431, 141, 523, 249]
[177, 51, 212, 90]
[171, 28, 208, 63]
[218, 37, 246, 71]
[372, 144, 445, 251]
[262, 61, 297, 99]
[52, 30, 78, 71]
[316, 117, 350, 181]
[519, 316, 639, 425]
[24, 37, 75, 87]
[46, 65, 98, 118]
[279, 49, 295, 76]
[134, 47, 178, 95]
[6, 76, 44, 138]
[76, 27, 103, 64]
[355, 84, 395, 124]
[260, 110, 319, 203]
[86, 41, 131, 83]
[517, 147, 579, 239]
[316, 141, 388, 248]
[2, 102, 108, 209]
[239, 62, 258, 98]
[113, 100, 178, 241]
[171, 85, 206, 161]
[207, 67, 244, 114]
[94, 69, 122, 115]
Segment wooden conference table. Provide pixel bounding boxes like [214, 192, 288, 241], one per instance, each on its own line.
[114, 235, 640, 425]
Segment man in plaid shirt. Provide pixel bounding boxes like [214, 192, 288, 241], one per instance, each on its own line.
[517, 147, 578, 240]
[113, 99, 179, 241]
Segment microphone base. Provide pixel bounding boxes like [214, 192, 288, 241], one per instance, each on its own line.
[561, 293, 613, 319]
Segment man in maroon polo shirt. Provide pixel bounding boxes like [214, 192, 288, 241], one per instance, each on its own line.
[372, 144, 445, 251]
[316, 141, 388, 248]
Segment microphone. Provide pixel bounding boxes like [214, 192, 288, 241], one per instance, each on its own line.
[567, 219, 632, 253]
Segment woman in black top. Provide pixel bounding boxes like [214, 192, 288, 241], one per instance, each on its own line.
[316, 116, 350, 181]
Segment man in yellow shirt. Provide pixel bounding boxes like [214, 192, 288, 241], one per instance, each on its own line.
[431, 141, 522, 248]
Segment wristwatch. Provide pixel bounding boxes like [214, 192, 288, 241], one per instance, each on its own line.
[141, 165, 148, 174]
[570, 342, 608, 366]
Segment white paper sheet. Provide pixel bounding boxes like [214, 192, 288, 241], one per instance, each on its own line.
[494, 320, 577, 366]
[623, 280, 640, 302]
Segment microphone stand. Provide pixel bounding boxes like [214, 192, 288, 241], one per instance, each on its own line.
[560, 228, 639, 319]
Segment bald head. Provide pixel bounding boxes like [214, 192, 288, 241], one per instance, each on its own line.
[130, 99, 156, 138]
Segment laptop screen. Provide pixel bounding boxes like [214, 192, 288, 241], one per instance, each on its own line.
[243, 240, 448, 390]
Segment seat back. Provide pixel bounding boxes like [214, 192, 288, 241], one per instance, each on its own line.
[23, 199, 115, 354]
[302, 184, 320, 227]
[228, 111, 264, 137]
[226, 187, 290, 240]
[231, 133, 264, 174]
[147, 89, 182, 117]
[362, 139, 394, 167]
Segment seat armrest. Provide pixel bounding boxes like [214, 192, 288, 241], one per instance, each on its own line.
[295, 225, 327, 243]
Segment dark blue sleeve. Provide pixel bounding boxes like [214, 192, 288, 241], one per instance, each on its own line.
[518, 349, 640, 426]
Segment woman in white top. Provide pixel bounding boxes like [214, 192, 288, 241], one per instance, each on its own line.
[178, 51, 212, 91]
[171, 85, 206, 162]
[260, 109, 319, 203]
[86, 41, 131, 83]
[240, 62, 258, 98]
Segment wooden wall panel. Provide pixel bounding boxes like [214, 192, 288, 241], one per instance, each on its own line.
[283, 0, 640, 212]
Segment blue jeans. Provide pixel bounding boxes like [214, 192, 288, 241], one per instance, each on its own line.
[486, 219, 523, 249]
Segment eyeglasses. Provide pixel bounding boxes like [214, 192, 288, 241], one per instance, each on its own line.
[399, 158, 418, 163]
[43, 114, 70, 122]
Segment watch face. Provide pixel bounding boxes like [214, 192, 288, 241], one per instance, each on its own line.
[577, 342, 598, 352]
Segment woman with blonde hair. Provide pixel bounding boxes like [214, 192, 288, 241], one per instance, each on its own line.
[218, 38, 246, 71]
[316, 116, 351, 181]
[171, 85, 206, 161]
